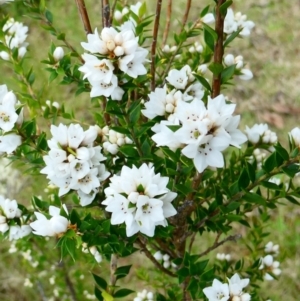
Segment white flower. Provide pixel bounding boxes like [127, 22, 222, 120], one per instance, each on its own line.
[224, 54, 235, 66]
[103, 163, 177, 237]
[228, 273, 250, 296]
[79, 53, 114, 83]
[30, 205, 69, 237]
[183, 82, 204, 101]
[0, 198, 21, 219]
[0, 215, 9, 233]
[166, 66, 189, 89]
[41, 123, 108, 203]
[245, 124, 277, 144]
[202, 13, 215, 25]
[9, 225, 31, 241]
[118, 47, 148, 78]
[203, 279, 230, 301]
[0, 133, 21, 154]
[265, 241, 279, 255]
[224, 8, 238, 34]
[2, 18, 29, 55]
[0, 101, 18, 131]
[239, 69, 253, 81]
[289, 127, 300, 146]
[53, 46, 64, 61]
[216, 253, 231, 261]
[89, 74, 123, 99]
[259, 254, 281, 281]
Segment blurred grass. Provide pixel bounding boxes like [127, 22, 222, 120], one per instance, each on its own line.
[0, 0, 300, 300]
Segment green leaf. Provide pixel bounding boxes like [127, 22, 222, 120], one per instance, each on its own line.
[261, 181, 280, 190]
[189, 259, 209, 276]
[208, 62, 223, 76]
[224, 29, 242, 47]
[193, 74, 212, 92]
[119, 145, 139, 158]
[203, 23, 217, 51]
[138, 1, 147, 17]
[243, 192, 266, 206]
[39, 0, 46, 12]
[110, 126, 130, 135]
[221, 65, 236, 83]
[129, 103, 141, 124]
[115, 265, 132, 280]
[286, 196, 300, 205]
[102, 290, 114, 301]
[93, 274, 107, 290]
[45, 10, 53, 23]
[200, 5, 210, 18]
[95, 287, 104, 301]
[263, 152, 277, 173]
[238, 167, 250, 189]
[220, 0, 233, 16]
[274, 144, 289, 160]
[282, 164, 299, 178]
[114, 289, 135, 298]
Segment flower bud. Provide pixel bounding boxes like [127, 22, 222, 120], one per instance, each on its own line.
[53, 46, 64, 62]
[224, 54, 235, 66]
[114, 10, 123, 21]
[0, 51, 10, 61]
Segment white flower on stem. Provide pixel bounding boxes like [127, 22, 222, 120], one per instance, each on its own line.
[216, 253, 231, 261]
[79, 53, 114, 83]
[2, 18, 29, 56]
[239, 69, 253, 81]
[30, 205, 69, 237]
[151, 120, 182, 151]
[103, 163, 177, 237]
[289, 127, 300, 146]
[259, 254, 281, 281]
[265, 241, 279, 256]
[183, 82, 204, 101]
[224, 54, 235, 66]
[224, 8, 238, 34]
[225, 116, 247, 148]
[166, 66, 189, 89]
[53, 46, 64, 61]
[201, 13, 215, 25]
[0, 215, 9, 233]
[0, 198, 21, 219]
[41, 123, 108, 202]
[9, 225, 31, 241]
[0, 101, 18, 131]
[89, 74, 124, 100]
[228, 273, 250, 300]
[153, 250, 163, 260]
[0, 133, 22, 154]
[203, 279, 230, 301]
[118, 47, 148, 78]
[245, 124, 277, 144]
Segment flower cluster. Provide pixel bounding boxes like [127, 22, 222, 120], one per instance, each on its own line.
[0, 196, 31, 240]
[102, 163, 177, 237]
[30, 205, 70, 237]
[224, 8, 255, 37]
[79, 23, 148, 100]
[41, 123, 110, 206]
[134, 289, 154, 301]
[0, 18, 28, 60]
[245, 123, 277, 145]
[0, 84, 22, 154]
[203, 273, 251, 301]
[259, 241, 281, 281]
[224, 54, 253, 81]
[99, 126, 133, 155]
[143, 66, 247, 173]
[216, 253, 232, 261]
[153, 250, 176, 269]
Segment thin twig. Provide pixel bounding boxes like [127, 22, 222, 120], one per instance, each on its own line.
[137, 236, 176, 277]
[188, 232, 196, 253]
[102, 0, 111, 28]
[109, 0, 118, 25]
[180, 0, 192, 32]
[151, 0, 163, 91]
[37, 281, 48, 301]
[212, 0, 226, 98]
[162, 0, 172, 46]
[109, 254, 118, 294]
[197, 234, 241, 257]
[75, 0, 93, 35]
[100, 97, 111, 125]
